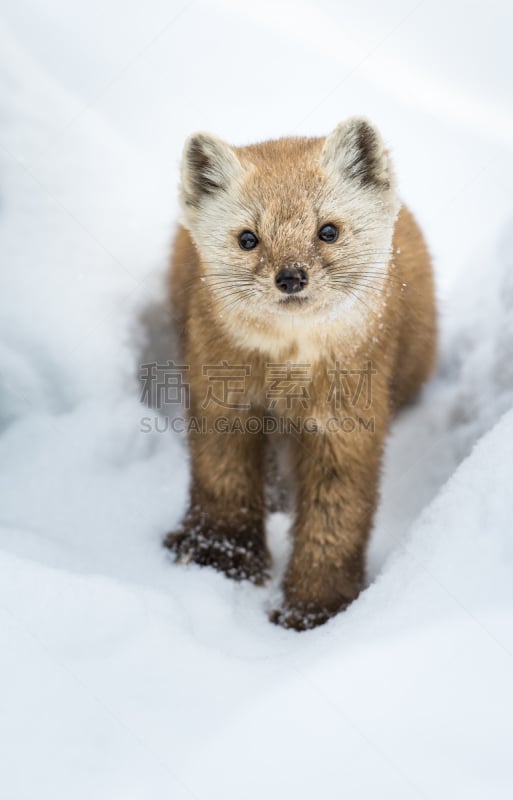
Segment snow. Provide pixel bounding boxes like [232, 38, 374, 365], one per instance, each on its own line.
[1, 1, 513, 797]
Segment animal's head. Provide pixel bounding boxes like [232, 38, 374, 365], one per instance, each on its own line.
[178, 117, 400, 336]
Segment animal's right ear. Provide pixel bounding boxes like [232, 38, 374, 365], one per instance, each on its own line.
[180, 132, 242, 209]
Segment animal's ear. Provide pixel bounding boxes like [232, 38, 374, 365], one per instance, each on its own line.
[322, 116, 393, 191]
[180, 132, 242, 208]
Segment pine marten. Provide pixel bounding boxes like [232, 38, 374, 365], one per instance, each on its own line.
[164, 117, 436, 630]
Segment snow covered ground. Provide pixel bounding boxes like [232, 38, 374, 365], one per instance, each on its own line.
[1, 1, 513, 797]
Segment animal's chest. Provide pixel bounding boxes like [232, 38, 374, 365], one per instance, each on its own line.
[239, 344, 379, 421]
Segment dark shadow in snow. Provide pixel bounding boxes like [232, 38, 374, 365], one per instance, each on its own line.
[134, 291, 187, 425]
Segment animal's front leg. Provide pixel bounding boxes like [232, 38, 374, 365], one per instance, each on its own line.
[271, 421, 386, 629]
[165, 416, 270, 585]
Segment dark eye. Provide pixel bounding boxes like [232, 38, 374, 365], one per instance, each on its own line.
[318, 223, 339, 243]
[238, 230, 259, 250]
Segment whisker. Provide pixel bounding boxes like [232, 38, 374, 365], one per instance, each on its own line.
[338, 285, 373, 313]
[218, 292, 258, 315]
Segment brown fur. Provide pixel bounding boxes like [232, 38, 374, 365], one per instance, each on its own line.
[164, 119, 437, 630]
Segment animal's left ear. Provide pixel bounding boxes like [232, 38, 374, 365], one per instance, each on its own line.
[322, 116, 394, 192]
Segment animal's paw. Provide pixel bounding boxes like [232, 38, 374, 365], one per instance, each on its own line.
[164, 527, 270, 586]
[269, 604, 335, 631]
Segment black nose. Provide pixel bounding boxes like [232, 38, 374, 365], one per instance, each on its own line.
[275, 268, 308, 294]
